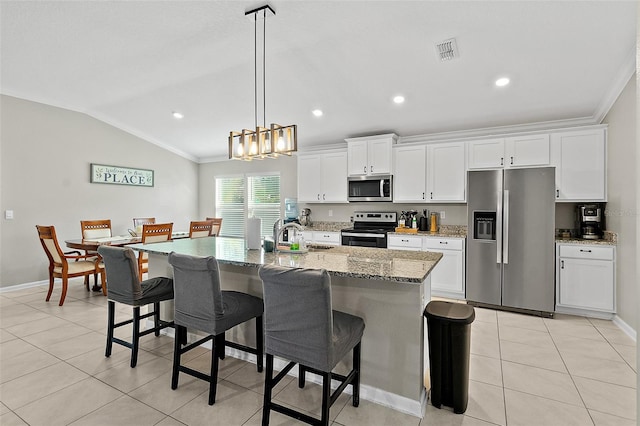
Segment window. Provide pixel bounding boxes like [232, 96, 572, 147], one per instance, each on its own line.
[215, 173, 281, 238]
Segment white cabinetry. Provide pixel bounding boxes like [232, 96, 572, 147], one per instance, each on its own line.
[551, 128, 607, 202]
[387, 234, 423, 251]
[393, 142, 465, 203]
[427, 142, 466, 202]
[311, 231, 341, 246]
[393, 145, 426, 202]
[556, 243, 615, 317]
[346, 134, 396, 176]
[424, 237, 465, 299]
[468, 135, 550, 169]
[297, 151, 348, 203]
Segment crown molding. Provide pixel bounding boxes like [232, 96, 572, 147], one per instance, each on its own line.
[592, 47, 636, 123]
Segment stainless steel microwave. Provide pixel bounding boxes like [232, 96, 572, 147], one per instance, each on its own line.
[347, 175, 393, 202]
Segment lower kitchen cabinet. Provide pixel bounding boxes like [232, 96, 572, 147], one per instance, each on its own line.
[388, 234, 466, 300]
[556, 243, 616, 317]
[424, 237, 465, 300]
[304, 230, 341, 246]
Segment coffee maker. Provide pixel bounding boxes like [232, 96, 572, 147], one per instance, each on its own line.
[577, 204, 604, 240]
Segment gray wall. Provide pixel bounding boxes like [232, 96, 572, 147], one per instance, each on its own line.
[0, 95, 199, 287]
[602, 75, 637, 332]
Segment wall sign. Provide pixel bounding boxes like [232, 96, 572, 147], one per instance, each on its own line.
[90, 163, 154, 187]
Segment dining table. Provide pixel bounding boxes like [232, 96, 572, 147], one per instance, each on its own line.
[65, 231, 190, 291]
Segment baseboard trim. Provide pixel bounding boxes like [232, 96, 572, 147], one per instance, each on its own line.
[613, 315, 637, 342]
[0, 280, 47, 294]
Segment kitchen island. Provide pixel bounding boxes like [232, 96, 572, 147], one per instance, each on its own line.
[128, 237, 442, 417]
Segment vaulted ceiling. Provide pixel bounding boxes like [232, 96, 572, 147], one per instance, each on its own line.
[1, 1, 635, 162]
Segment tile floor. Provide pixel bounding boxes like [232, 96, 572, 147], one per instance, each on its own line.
[0, 281, 636, 426]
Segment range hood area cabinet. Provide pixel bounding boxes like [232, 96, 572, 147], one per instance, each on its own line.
[392, 142, 466, 203]
[551, 128, 607, 202]
[467, 134, 551, 169]
[346, 134, 397, 177]
[297, 150, 348, 203]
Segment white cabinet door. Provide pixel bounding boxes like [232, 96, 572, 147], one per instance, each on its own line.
[427, 142, 466, 202]
[298, 151, 347, 203]
[428, 249, 464, 297]
[347, 140, 369, 176]
[368, 139, 393, 175]
[558, 257, 614, 312]
[387, 234, 423, 251]
[321, 151, 348, 202]
[297, 155, 322, 202]
[313, 231, 341, 245]
[505, 134, 550, 168]
[467, 138, 505, 169]
[393, 145, 427, 202]
[551, 128, 606, 201]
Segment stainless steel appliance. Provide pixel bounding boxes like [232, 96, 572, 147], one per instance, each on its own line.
[341, 211, 397, 248]
[299, 208, 311, 227]
[347, 175, 393, 202]
[467, 167, 555, 316]
[577, 204, 604, 240]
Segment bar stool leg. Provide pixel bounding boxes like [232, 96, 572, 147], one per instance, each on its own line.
[353, 342, 361, 407]
[255, 316, 263, 372]
[209, 334, 221, 405]
[131, 307, 140, 368]
[262, 354, 274, 426]
[298, 365, 306, 388]
[171, 325, 184, 390]
[105, 301, 115, 357]
[153, 302, 160, 336]
[320, 371, 331, 426]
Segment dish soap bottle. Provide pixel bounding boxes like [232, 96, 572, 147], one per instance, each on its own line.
[412, 215, 417, 229]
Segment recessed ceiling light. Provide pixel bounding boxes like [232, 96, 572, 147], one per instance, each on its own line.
[495, 77, 510, 87]
[393, 95, 405, 104]
[172, 111, 184, 119]
[312, 109, 323, 117]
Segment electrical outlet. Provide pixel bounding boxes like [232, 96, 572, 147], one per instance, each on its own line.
[439, 211, 445, 220]
[328, 209, 333, 217]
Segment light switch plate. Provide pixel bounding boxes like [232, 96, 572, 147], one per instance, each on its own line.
[439, 211, 445, 219]
[5, 210, 14, 219]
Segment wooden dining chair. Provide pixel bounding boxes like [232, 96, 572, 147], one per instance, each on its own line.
[36, 225, 106, 306]
[138, 223, 173, 279]
[133, 217, 155, 228]
[205, 218, 223, 236]
[80, 219, 111, 288]
[189, 220, 214, 238]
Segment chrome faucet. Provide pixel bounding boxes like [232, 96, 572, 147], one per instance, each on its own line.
[274, 221, 304, 251]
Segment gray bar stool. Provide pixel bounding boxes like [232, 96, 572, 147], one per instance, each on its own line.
[258, 264, 365, 426]
[97, 245, 174, 368]
[168, 252, 264, 406]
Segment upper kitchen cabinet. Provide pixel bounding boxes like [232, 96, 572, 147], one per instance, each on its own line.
[393, 142, 465, 203]
[467, 138, 505, 169]
[551, 127, 606, 202]
[504, 134, 550, 167]
[346, 134, 397, 176]
[468, 135, 550, 169]
[427, 142, 466, 202]
[393, 145, 426, 202]
[298, 150, 348, 203]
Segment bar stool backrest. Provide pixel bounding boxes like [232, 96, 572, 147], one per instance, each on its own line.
[168, 252, 225, 334]
[259, 264, 333, 371]
[97, 245, 142, 303]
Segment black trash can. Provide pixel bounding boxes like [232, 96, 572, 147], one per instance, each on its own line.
[424, 300, 475, 414]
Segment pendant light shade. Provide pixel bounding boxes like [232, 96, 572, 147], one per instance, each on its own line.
[228, 4, 297, 161]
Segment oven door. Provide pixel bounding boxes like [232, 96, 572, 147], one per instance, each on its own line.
[341, 231, 387, 248]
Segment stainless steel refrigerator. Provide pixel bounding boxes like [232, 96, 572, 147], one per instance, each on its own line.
[466, 167, 555, 316]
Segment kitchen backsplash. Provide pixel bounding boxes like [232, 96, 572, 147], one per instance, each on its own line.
[299, 203, 468, 225]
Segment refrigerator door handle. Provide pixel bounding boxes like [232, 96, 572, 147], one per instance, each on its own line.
[496, 190, 503, 264]
[503, 190, 510, 264]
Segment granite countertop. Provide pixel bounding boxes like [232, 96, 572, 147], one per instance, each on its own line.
[301, 221, 351, 232]
[128, 237, 442, 284]
[555, 238, 616, 246]
[388, 224, 467, 239]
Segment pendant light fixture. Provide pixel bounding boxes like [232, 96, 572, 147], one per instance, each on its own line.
[228, 4, 297, 161]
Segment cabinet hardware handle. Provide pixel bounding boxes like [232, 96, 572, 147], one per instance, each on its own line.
[364, 166, 366, 174]
[510, 156, 514, 165]
[579, 249, 592, 253]
[501, 157, 504, 166]
[561, 260, 564, 269]
[402, 239, 408, 242]
[439, 241, 448, 244]
[422, 192, 425, 200]
[556, 189, 559, 198]
[370, 165, 373, 173]
[430, 192, 433, 199]
[323, 194, 326, 200]
[317, 194, 320, 200]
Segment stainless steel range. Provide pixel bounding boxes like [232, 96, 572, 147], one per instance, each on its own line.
[341, 211, 397, 248]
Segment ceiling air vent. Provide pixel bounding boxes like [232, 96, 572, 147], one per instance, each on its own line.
[436, 38, 459, 61]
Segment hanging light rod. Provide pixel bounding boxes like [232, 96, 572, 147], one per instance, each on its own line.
[229, 3, 297, 161]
